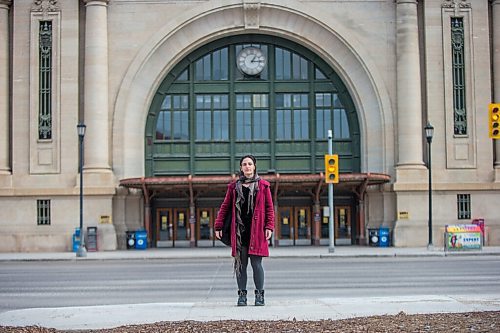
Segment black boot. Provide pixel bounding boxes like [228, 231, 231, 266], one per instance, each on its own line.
[237, 290, 247, 306]
[255, 289, 265, 306]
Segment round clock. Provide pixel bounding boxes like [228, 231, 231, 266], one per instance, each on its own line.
[237, 47, 266, 76]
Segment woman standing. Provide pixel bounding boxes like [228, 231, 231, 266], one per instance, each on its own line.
[215, 155, 275, 306]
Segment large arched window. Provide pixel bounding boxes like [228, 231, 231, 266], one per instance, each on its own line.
[145, 35, 360, 176]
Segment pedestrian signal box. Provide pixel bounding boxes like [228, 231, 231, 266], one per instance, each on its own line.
[489, 103, 500, 139]
[324, 154, 339, 184]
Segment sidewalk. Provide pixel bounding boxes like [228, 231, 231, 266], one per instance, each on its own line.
[1, 246, 499, 330]
[1, 245, 500, 261]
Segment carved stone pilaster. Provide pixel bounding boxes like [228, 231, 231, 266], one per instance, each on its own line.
[243, 1, 260, 29]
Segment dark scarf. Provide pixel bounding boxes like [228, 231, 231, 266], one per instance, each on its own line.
[234, 172, 261, 276]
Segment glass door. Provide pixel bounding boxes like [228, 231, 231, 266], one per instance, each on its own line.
[156, 208, 173, 247]
[197, 208, 214, 247]
[278, 207, 293, 246]
[294, 207, 311, 245]
[174, 208, 190, 247]
[335, 206, 352, 245]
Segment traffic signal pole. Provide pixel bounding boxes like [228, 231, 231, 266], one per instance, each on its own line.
[328, 130, 335, 253]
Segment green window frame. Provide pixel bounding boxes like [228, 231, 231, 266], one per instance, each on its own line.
[276, 93, 309, 140]
[37, 199, 51, 226]
[156, 95, 189, 141]
[451, 17, 466, 135]
[236, 94, 269, 141]
[195, 94, 229, 141]
[147, 35, 361, 176]
[39, 21, 52, 140]
[457, 194, 471, 220]
[275, 47, 308, 80]
[316, 93, 350, 139]
[195, 47, 229, 81]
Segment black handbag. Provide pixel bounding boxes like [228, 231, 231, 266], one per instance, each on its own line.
[220, 210, 231, 246]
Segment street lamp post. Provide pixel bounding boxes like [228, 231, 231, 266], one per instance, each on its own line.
[76, 123, 87, 258]
[425, 122, 434, 249]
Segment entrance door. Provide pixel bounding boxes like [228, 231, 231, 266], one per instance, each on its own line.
[156, 208, 173, 247]
[156, 208, 191, 247]
[320, 206, 352, 245]
[197, 208, 215, 247]
[174, 208, 190, 247]
[277, 206, 311, 246]
[278, 207, 293, 246]
[335, 206, 352, 245]
[294, 207, 311, 245]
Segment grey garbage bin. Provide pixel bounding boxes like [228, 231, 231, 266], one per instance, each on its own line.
[87, 227, 98, 252]
[368, 229, 379, 246]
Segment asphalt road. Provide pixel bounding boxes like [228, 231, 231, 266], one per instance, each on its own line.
[1, 256, 499, 313]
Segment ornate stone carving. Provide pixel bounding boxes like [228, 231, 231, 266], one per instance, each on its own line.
[32, 0, 59, 12]
[243, 1, 260, 29]
[442, 0, 471, 16]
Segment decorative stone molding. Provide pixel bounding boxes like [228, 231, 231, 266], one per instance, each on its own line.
[32, 0, 59, 12]
[0, 1, 12, 8]
[243, 1, 260, 29]
[83, 0, 110, 4]
[442, 0, 470, 16]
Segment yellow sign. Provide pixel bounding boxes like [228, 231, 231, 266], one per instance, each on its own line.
[398, 211, 409, 219]
[99, 215, 112, 224]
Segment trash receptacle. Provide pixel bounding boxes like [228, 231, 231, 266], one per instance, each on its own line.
[72, 228, 81, 252]
[126, 231, 136, 249]
[472, 219, 485, 245]
[368, 229, 379, 246]
[379, 227, 390, 247]
[87, 227, 97, 252]
[135, 230, 147, 250]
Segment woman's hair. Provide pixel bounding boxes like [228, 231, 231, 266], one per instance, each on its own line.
[239, 154, 257, 175]
[239, 154, 257, 166]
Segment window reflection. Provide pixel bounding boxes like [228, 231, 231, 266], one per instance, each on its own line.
[156, 95, 189, 140]
[236, 94, 269, 141]
[195, 47, 228, 81]
[195, 94, 229, 141]
[276, 47, 308, 80]
[315, 93, 350, 139]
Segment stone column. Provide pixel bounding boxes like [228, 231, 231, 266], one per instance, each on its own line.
[0, 0, 11, 175]
[83, 0, 110, 172]
[396, 0, 424, 168]
[493, 1, 500, 167]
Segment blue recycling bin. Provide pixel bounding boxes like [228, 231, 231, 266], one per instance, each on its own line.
[135, 230, 147, 250]
[379, 227, 390, 247]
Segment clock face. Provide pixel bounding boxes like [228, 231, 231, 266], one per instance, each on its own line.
[237, 47, 266, 76]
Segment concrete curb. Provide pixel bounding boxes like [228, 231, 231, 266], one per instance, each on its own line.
[1, 295, 499, 330]
[1, 247, 499, 262]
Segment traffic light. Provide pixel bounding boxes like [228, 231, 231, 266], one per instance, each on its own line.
[324, 154, 339, 184]
[489, 103, 500, 139]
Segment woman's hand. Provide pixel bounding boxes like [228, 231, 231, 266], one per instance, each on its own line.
[215, 230, 222, 240]
[265, 229, 273, 240]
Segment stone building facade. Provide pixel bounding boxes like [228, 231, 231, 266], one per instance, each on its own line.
[0, 0, 499, 252]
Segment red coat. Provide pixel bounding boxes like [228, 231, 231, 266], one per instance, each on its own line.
[215, 179, 275, 257]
